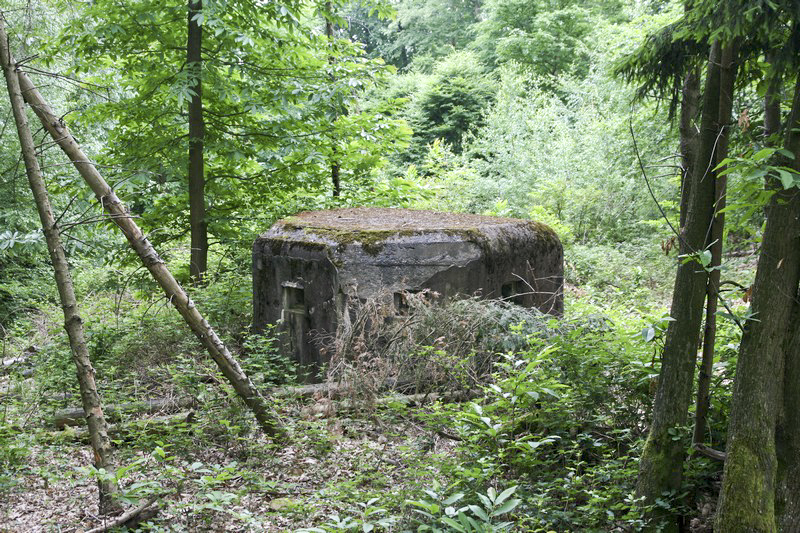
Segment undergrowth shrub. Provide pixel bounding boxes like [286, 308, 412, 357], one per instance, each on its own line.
[0, 421, 30, 495]
[325, 293, 569, 401]
[407, 302, 658, 531]
[240, 326, 297, 387]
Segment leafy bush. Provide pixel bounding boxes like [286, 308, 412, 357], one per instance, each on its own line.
[406, 302, 659, 530]
[420, 65, 676, 245]
[408, 484, 521, 532]
[0, 422, 30, 495]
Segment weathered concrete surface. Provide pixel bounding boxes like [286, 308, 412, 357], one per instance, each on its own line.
[253, 208, 563, 378]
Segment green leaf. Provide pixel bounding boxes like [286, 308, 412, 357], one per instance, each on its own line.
[477, 492, 492, 509]
[443, 493, 465, 506]
[744, 168, 768, 180]
[494, 486, 517, 506]
[493, 498, 521, 516]
[469, 504, 490, 522]
[541, 387, 561, 398]
[752, 147, 775, 161]
[776, 169, 796, 189]
[440, 517, 467, 532]
[714, 157, 736, 169]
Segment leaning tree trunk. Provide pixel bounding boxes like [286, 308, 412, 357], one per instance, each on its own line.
[187, 0, 207, 282]
[13, 63, 285, 440]
[0, 20, 119, 513]
[636, 40, 723, 531]
[715, 73, 800, 533]
[693, 42, 738, 446]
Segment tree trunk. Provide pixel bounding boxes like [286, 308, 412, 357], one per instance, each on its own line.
[679, 65, 700, 230]
[187, 0, 207, 282]
[715, 73, 800, 533]
[636, 40, 723, 531]
[763, 52, 783, 141]
[776, 298, 800, 531]
[326, 1, 341, 197]
[0, 20, 119, 513]
[14, 65, 285, 440]
[693, 42, 738, 446]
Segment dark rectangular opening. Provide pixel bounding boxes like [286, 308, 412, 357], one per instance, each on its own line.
[501, 280, 525, 305]
[283, 285, 306, 315]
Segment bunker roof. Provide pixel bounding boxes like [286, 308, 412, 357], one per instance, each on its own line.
[278, 208, 540, 233]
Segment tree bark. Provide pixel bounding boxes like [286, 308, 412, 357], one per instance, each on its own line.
[773, 70, 800, 532]
[0, 20, 119, 513]
[187, 0, 207, 282]
[715, 73, 800, 533]
[763, 52, 783, 141]
[693, 42, 738, 446]
[636, 40, 723, 531]
[14, 65, 285, 440]
[776, 296, 800, 531]
[325, 1, 341, 197]
[679, 65, 700, 230]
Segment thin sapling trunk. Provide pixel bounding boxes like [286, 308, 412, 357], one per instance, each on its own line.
[188, 0, 207, 282]
[0, 20, 119, 514]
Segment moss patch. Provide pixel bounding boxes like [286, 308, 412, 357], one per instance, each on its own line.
[274, 208, 559, 258]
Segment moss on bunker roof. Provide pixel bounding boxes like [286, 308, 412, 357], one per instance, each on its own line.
[280, 208, 543, 233]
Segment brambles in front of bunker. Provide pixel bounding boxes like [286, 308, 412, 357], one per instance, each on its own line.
[323, 292, 567, 407]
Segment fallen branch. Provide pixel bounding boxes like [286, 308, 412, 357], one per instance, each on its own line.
[271, 382, 342, 400]
[85, 495, 162, 533]
[53, 398, 196, 429]
[46, 411, 196, 443]
[693, 443, 727, 462]
[2, 355, 29, 374]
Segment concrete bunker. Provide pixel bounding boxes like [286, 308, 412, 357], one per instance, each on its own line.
[252, 208, 564, 378]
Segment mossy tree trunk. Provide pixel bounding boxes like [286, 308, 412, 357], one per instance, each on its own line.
[0, 20, 119, 513]
[677, 16, 701, 233]
[715, 73, 800, 533]
[678, 65, 700, 230]
[635, 40, 724, 531]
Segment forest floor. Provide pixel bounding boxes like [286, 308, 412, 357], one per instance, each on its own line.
[1, 386, 459, 532]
